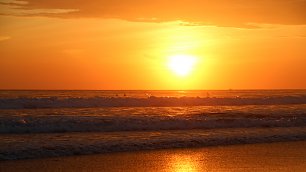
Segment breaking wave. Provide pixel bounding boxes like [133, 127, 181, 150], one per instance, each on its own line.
[1, 108, 306, 134]
[1, 127, 306, 160]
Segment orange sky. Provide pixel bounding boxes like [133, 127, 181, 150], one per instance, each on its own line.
[0, 0, 306, 90]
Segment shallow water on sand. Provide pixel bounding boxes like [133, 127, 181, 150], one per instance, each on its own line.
[1, 141, 305, 172]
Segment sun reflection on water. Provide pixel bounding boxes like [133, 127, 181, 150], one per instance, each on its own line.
[168, 153, 203, 172]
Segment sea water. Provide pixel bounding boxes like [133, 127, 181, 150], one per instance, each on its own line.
[0, 90, 306, 160]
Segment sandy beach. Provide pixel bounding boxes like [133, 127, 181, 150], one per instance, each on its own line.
[1, 141, 305, 172]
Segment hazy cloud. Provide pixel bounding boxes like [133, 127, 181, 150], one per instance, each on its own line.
[0, 36, 11, 41]
[1, 0, 306, 27]
[0, 0, 28, 5]
[0, 0, 77, 16]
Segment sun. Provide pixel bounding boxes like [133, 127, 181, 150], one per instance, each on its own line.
[168, 55, 197, 77]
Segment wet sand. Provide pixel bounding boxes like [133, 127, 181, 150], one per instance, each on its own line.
[1, 141, 306, 172]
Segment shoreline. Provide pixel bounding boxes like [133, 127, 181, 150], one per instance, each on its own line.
[1, 141, 305, 172]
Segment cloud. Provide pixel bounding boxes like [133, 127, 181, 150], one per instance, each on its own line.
[1, 0, 306, 28]
[0, 0, 28, 5]
[0, 1, 78, 16]
[0, 36, 11, 41]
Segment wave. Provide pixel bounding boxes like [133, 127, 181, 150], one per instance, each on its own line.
[1, 96, 306, 109]
[1, 111, 305, 134]
[1, 127, 306, 160]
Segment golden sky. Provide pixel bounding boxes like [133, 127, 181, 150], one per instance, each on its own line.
[0, 0, 305, 90]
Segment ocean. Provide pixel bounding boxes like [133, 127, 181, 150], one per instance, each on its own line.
[0, 90, 306, 160]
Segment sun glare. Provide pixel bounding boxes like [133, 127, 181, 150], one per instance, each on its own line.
[168, 55, 197, 77]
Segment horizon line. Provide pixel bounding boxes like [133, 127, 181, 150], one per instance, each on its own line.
[0, 89, 306, 91]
